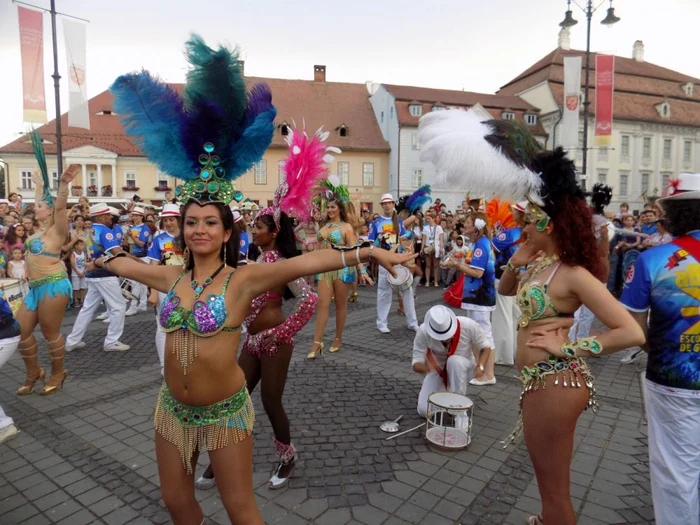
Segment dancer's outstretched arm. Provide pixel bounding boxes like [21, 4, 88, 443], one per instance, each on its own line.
[242, 246, 414, 301]
[89, 256, 182, 294]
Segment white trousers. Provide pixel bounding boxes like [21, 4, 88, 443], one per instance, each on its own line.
[568, 305, 595, 341]
[377, 266, 417, 330]
[646, 380, 700, 525]
[66, 277, 126, 347]
[0, 335, 20, 430]
[155, 291, 165, 376]
[417, 355, 473, 417]
[492, 285, 518, 365]
[463, 309, 495, 348]
[128, 257, 148, 309]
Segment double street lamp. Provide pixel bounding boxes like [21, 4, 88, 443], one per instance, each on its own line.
[559, 0, 620, 183]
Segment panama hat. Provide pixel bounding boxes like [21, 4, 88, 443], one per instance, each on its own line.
[659, 173, 700, 201]
[88, 203, 111, 216]
[380, 193, 396, 204]
[422, 305, 458, 341]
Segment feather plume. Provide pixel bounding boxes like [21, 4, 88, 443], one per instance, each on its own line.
[111, 71, 194, 179]
[29, 129, 53, 206]
[418, 109, 543, 203]
[590, 183, 613, 209]
[275, 128, 333, 222]
[227, 107, 277, 179]
[485, 199, 517, 232]
[405, 184, 432, 214]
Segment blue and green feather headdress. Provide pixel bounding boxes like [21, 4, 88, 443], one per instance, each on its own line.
[29, 129, 54, 207]
[110, 34, 277, 204]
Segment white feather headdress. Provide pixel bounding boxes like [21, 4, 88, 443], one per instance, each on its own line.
[418, 109, 544, 204]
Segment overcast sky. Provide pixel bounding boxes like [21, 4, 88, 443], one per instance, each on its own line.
[1, 0, 699, 148]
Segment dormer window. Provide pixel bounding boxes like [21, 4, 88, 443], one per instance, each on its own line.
[656, 100, 671, 118]
[337, 125, 348, 138]
[95, 110, 113, 116]
[502, 111, 515, 121]
[279, 123, 290, 136]
[409, 104, 423, 117]
[524, 114, 538, 126]
[432, 103, 446, 112]
[682, 82, 694, 96]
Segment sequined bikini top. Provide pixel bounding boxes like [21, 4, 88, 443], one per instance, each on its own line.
[517, 262, 573, 328]
[317, 226, 343, 246]
[160, 271, 240, 336]
[25, 237, 61, 259]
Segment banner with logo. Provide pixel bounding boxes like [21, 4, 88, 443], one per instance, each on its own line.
[63, 19, 90, 130]
[18, 6, 47, 123]
[595, 55, 615, 147]
[560, 56, 581, 152]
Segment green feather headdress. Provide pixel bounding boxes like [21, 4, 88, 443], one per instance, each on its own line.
[30, 130, 54, 207]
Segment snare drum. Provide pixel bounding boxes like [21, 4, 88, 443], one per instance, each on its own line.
[0, 279, 25, 315]
[387, 265, 412, 293]
[119, 278, 135, 300]
[425, 392, 473, 450]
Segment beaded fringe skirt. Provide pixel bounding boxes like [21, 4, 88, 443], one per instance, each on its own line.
[154, 383, 255, 473]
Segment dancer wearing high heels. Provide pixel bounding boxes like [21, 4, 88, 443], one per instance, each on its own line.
[15, 131, 77, 396]
[419, 109, 644, 525]
[308, 178, 373, 359]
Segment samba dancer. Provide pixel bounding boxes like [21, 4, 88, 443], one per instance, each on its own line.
[15, 132, 77, 396]
[307, 177, 373, 359]
[419, 110, 644, 525]
[107, 43, 415, 522]
[146, 204, 183, 375]
[369, 193, 419, 333]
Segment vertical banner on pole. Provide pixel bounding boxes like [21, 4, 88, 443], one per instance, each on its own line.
[561, 56, 582, 152]
[63, 19, 90, 130]
[18, 6, 47, 123]
[595, 55, 615, 147]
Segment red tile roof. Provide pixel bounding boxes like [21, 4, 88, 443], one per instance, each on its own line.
[498, 48, 700, 126]
[0, 77, 389, 156]
[383, 84, 547, 135]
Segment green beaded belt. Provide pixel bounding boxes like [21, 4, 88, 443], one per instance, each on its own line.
[28, 271, 69, 289]
[157, 383, 251, 427]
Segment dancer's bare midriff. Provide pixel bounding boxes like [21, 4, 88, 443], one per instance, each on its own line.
[515, 316, 575, 371]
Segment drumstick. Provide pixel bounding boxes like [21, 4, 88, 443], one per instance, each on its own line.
[384, 423, 425, 441]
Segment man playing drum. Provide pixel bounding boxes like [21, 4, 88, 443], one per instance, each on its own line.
[412, 305, 489, 418]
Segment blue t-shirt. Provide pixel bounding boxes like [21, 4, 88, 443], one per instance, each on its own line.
[147, 231, 183, 266]
[621, 231, 700, 391]
[368, 216, 406, 250]
[492, 227, 522, 279]
[640, 223, 658, 237]
[85, 223, 121, 279]
[128, 223, 151, 257]
[239, 231, 250, 262]
[462, 235, 496, 310]
[0, 293, 19, 340]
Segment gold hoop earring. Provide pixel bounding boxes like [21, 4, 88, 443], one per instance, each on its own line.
[183, 247, 190, 268]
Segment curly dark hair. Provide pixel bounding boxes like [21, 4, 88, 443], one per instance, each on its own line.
[590, 183, 613, 215]
[531, 148, 604, 280]
[255, 211, 299, 260]
[662, 199, 700, 237]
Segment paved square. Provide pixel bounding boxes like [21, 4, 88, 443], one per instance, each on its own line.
[0, 286, 654, 524]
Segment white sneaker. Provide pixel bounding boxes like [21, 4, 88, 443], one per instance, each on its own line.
[620, 349, 644, 365]
[104, 342, 130, 352]
[195, 475, 216, 490]
[125, 307, 139, 317]
[378, 326, 390, 334]
[470, 377, 496, 386]
[137, 305, 148, 312]
[65, 341, 87, 352]
[408, 325, 419, 332]
[96, 312, 108, 320]
[103, 318, 110, 323]
[0, 424, 19, 446]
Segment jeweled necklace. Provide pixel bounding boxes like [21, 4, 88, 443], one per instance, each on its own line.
[326, 221, 341, 229]
[529, 254, 560, 281]
[190, 262, 225, 299]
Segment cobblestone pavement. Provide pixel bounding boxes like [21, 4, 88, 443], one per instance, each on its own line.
[0, 285, 654, 524]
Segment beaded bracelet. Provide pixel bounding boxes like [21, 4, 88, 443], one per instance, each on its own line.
[506, 259, 520, 273]
[355, 246, 361, 266]
[341, 251, 347, 268]
[368, 244, 374, 261]
[562, 336, 603, 358]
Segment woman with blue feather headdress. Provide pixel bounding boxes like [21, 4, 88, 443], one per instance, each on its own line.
[96, 34, 417, 524]
[14, 131, 79, 398]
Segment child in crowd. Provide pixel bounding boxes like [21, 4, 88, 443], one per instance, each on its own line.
[7, 248, 27, 296]
[3, 224, 26, 261]
[70, 239, 87, 307]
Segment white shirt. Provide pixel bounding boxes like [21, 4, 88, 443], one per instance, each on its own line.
[412, 317, 487, 368]
[422, 224, 444, 256]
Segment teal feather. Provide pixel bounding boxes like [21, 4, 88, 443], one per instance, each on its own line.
[227, 108, 277, 179]
[29, 129, 53, 206]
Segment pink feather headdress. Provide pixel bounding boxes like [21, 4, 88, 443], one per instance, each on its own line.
[260, 126, 340, 227]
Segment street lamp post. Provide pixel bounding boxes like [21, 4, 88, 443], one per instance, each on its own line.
[560, 0, 620, 186]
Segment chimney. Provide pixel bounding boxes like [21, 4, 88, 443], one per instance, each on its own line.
[558, 28, 571, 50]
[314, 65, 326, 82]
[237, 60, 245, 75]
[633, 40, 644, 62]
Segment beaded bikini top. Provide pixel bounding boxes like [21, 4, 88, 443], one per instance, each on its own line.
[517, 262, 573, 328]
[317, 227, 343, 246]
[25, 237, 61, 259]
[160, 271, 240, 336]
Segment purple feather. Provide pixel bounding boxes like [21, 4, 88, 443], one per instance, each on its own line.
[245, 84, 274, 126]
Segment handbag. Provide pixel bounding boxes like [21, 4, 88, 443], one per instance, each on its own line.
[424, 226, 437, 255]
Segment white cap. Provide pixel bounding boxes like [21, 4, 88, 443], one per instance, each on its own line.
[380, 193, 395, 204]
[107, 206, 120, 216]
[422, 305, 458, 341]
[89, 203, 111, 216]
[160, 203, 181, 217]
[659, 173, 700, 201]
[131, 206, 145, 216]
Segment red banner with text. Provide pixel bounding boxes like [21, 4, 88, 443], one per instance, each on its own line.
[594, 55, 614, 147]
[18, 6, 47, 123]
